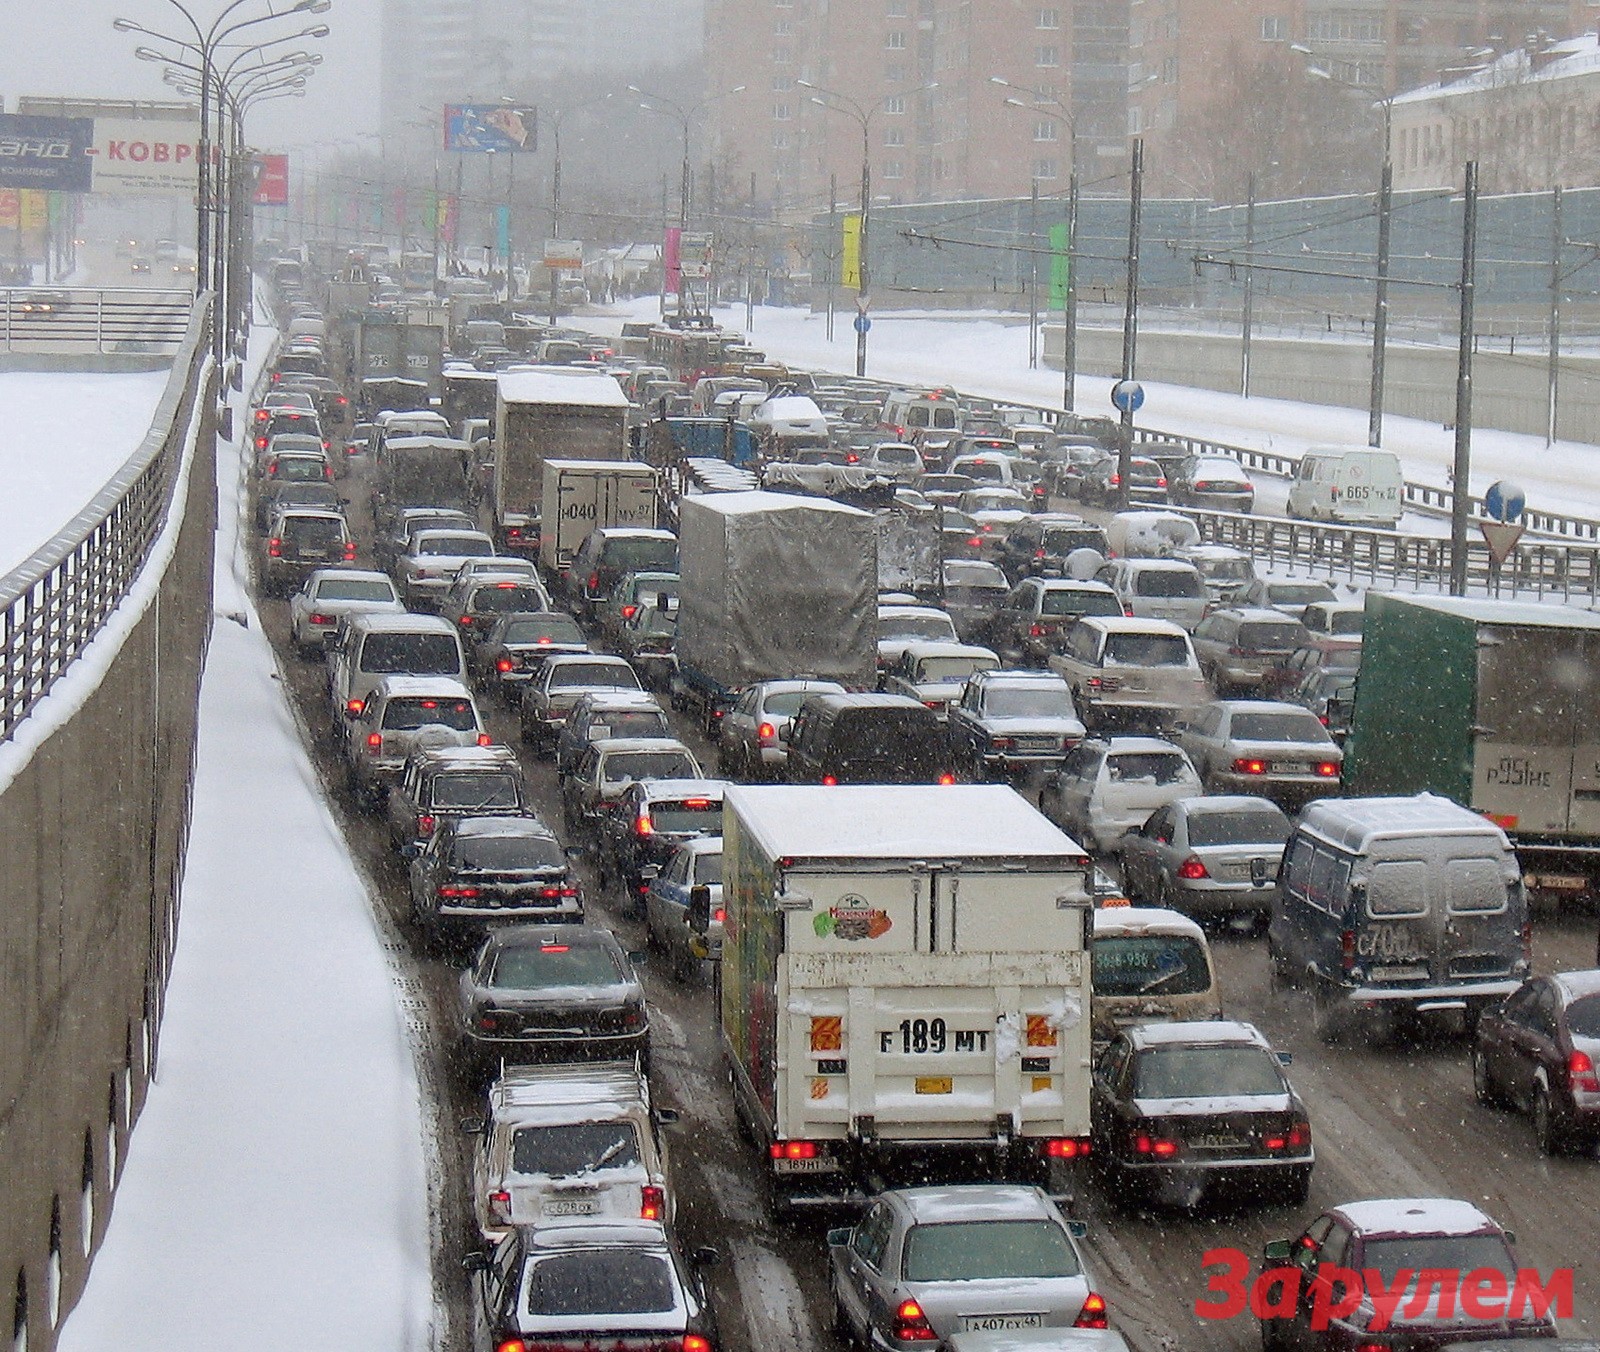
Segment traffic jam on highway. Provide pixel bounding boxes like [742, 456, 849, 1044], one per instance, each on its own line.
[246, 257, 1600, 1352]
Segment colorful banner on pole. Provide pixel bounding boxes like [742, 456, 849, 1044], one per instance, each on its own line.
[252, 153, 289, 206]
[1048, 220, 1072, 308]
[443, 105, 537, 153]
[664, 226, 681, 291]
[0, 114, 94, 192]
[840, 213, 862, 290]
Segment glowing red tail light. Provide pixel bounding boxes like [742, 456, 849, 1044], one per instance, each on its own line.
[417, 814, 435, 836]
[1109, 472, 1121, 486]
[459, 615, 474, 626]
[640, 1184, 665, 1221]
[622, 604, 639, 620]
[365, 732, 382, 752]
[757, 721, 776, 744]
[636, 813, 654, 837]
[1232, 757, 1268, 775]
[821, 775, 838, 786]
[309, 612, 331, 626]
[1315, 760, 1341, 778]
[1570, 1049, 1600, 1094]
[487, 1189, 511, 1219]
[681, 1337, 713, 1352]
[476, 733, 492, 747]
[1177, 855, 1209, 880]
[494, 1340, 526, 1352]
[938, 773, 956, 785]
[588, 572, 600, 591]
[439, 886, 480, 899]
[770, 1140, 818, 1160]
[713, 906, 726, 923]
[1156, 476, 1168, 488]
[1075, 1293, 1109, 1329]
[1340, 928, 1356, 971]
[893, 1299, 938, 1342]
[1043, 1137, 1091, 1158]
[267, 538, 282, 557]
[342, 542, 356, 561]
[1029, 624, 1044, 637]
[347, 698, 364, 716]
[496, 657, 515, 673]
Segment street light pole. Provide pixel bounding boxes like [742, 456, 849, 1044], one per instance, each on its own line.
[1116, 139, 1145, 513]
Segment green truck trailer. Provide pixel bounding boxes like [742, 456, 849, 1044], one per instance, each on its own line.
[1344, 593, 1600, 899]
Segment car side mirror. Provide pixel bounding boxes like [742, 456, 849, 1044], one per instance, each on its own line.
[1276, 1051, 1294, 1067]
[1503, 1229, 1517, 1246]
[400, 843, 420, 860]
[826, 1227, 854, 1248]
[655, 1107, 680, 1126]
[640, 863, 661, 882]
[1065, 1219, 1089, 1240]
[690, 1245, 722, 1268]
[1263, 1239, 1292, 1263]
[564, 844, 586, 859]
[687, 884, 712, 933]
[459, 1115, 486, 1136]
[627, 950, 648, 967]
[462, 1251, 491, 1273]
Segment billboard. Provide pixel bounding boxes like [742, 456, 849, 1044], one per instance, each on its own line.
[0, 113, 94, 192]
[85, 119, 201, 195]
[679, 231, 714, 279]
[252, 153, 289, 206]
[443, 104, 537, 154]
[543, 239, 583, 269]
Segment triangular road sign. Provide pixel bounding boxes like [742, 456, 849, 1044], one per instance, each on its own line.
[1479, 520, 1525, 566]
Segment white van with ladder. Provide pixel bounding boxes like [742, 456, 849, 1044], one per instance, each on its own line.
[1285, 447, 1403, 528]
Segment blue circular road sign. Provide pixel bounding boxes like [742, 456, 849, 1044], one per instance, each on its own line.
[853, 313, 872, 335]
[1483, 480, 1526, 523]
[1111, 380, 1145, 414]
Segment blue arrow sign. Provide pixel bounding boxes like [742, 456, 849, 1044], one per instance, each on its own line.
[1111, 380, 1145, 414]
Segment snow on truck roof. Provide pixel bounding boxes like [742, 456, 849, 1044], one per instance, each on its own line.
[1369, 592, 1600, 632]
[682, 489, 872, 519]
[496, 367, 629, 408]
[724, 784, 1089, 863]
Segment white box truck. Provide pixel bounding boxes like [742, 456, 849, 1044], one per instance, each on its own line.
[718, 783, 1096, 1214]
[539, 459, 659, 573]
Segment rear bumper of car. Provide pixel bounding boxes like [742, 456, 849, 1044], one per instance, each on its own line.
[462, 1028, 648, 1060]
[1334, 978, 1524, 1006]
[1208, 770, 1340, 798]
[1169, 876, 1277, 914]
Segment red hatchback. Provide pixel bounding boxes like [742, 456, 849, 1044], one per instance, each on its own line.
[1472, 969, 1600, 1155]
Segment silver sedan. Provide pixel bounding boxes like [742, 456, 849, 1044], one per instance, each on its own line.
[1119, 794, 1291, 920]
[828, 1185, 1107, 1347]
[1170, 700, 1342, 805]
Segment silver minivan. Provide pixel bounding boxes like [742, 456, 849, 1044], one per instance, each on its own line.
[328, 611, 468, 728]
[1097, 558, 1210, 632]
[1269, 793, 1529, 1042]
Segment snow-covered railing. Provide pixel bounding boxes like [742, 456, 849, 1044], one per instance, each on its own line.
[1, 287, 194, 356]
[0, 295, 211, 742]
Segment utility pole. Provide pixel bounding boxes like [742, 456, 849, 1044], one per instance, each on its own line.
[1240, 173, 1255, 397]
[659, 173, 669, 318]
[1450, 160, 1479, 598]
[746, 170, 757, 331]
[856, 124, 871, 378]
[1547, 182, 1563, 446]
[1063, 169, 1078, 413]
[1369, 157, 1393, 446]
[1116, 139, 1144, 512]
[826, 172, 837, 342]
[1028, 178, 1040, 369]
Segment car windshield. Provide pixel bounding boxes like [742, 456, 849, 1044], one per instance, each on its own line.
[1196, 558, 1253, 581]
[902, 1220, 1080, 1283]
[1271, 583, 1336, 604]
[1567, 994, 1600, 1038]
[504, 616, 585, 646]
[590, 710, 669, 740]
[1106, 753, 1193, 785]
[1133, 1044, 1283, 1098]
[1185, 809, 1290, 847]
[1358, 1236, 1515, 1287]
[470, 585, 546, 614]
[1104, 634, 1191, 667]
[550, 664, 641, 690]
[1042, 590, 1120, 618]
[605, 539, 678, 571]
[421, 535, 492, 557]
[1094, 936, 1212, 998]
[317, 579, 395, 603]
[987, 687, 1073, 718]
[1229, 711, 1331, 743]
[1134, 569, 1204, 599]
[649, 802, 722, 834]
[452, 833, 564, 871]
[944, 563, 1006, 587]
[917, 656, 995, 683]
[604, 751, 696, 783]
[490, 942, 621, 989]
[431, 772, 519, 809]
[511, 1122, 642, 1177]
[360, 634, 460, 675]
[526, 1251, 676, 1317]
[381, 697, 477, 732]
[881, 615, 956, 640]
[1237, 623, 1306, 651]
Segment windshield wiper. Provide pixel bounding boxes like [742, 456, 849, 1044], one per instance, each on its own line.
[576, 1138, 628, 1176]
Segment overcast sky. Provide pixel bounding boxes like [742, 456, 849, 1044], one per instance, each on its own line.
[5, 0, 381, 146]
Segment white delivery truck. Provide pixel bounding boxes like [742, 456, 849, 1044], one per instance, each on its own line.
[718, 783, 1096, 1214]
[1284, 446, 1404, 528]
[539, 458, 659, 574]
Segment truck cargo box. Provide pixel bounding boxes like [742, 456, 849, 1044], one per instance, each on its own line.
[539, 459, 659, 573]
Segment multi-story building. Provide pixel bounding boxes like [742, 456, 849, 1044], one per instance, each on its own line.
[703, 0, 1132, 215]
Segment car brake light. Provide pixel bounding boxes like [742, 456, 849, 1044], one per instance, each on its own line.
[622, 603, 639, 620]
[1043, 1137, 1090, 1158]
[1341, 928, 1356, 972]
[477, 733, 492, 747]
[967, 536, 983, 548]
[1570, 1049, 1600, 1093]
[342, 542, 356, 561]
[366, 732, 382, 753]
[417, 814, 435, 835]
[1075, 1293, 1109, 1329]
[588, 572, 600, 591]
[991, 737, 1015, 751]
[636, 812, 654, 837]
[757, 721, 776, 744]
[938, 773, 956, 785]
[1315, 760, 1340, 777]
[309, 612, 330, 626]
[254, 408, 270, 422]
[681, 1337, 713, 1352]
[1232, 757, 1267, 775]
[771, 1140, 818, 1160]
[1177, 856, 1209, 880]
[496, 657, 515, 673]
[1287, 1119, 1311, 1149]
[347, 698, 364, 716]
[494, 1340, 526, 1352]
[713, 907, 726, 923]
[487, 1189, 511, 1219]
[1109, 472, 1120, 486]
[821, 775, 838, 786]
[892, 1298, 938, 1342]
[506, 526, 522, 540]
[537, 885, 580, 899]
[267, 538, 282, 557]
[1156, 476, 1168, 487]
[640, 1184, 664, 1221]
[1029, 623, 1044, 637]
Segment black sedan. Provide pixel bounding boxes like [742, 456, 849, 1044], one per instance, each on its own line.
[408, 816, 581, 949]
[1091, 1021, 1312, 1209]
[1078, 454, 1168, 508]
[471, 611, 590, 704]
[455, 925, 648, 1080]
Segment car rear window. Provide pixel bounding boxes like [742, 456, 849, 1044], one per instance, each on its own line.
[875, 445, 920, 465]
[917, 656, 995, 683]
[1042, 528, 1107, 555]
[591, 710, 670, 740]
[1195, 557, 1253, 581]
[469, 584, 546, 614]
[1042, 589, 1120, 618]
[1271, 583, 1337, 604]
[604, 539, 678, 572]
[1103, 633, 1191, 667]
[1568, 994, 1600, 1038]
[504, 616, 585, 646]
[511, 1122, 641, 1177]
[527, 1251, 676, 1317]
[1229, 711, 1331, 742]
[1328, 610, 1364, 635]
[1133, 1044, 1283, 1098]
[550, 664, 641, 690]
[1094, 936, 1212, 998]
[491, 942, 621, 989]
[421, 535, 492, 557]
[880, 615, 956, 641]
[692, 852, 724, 886]
[1237, 623, 1306, 651]
[648, 800, 722, 834]
[381, 697, 477, 731]
[1359, 1236, 1514, 1287]
[318, 579, 395, 603]
[1106, 753, 1193, 785]
[452, 833, 564, 871]
[360, 633, 461, 675]
[1134, 569, 1204, 599]
[603, 751, 697, 783]
[281, 517, 344, 548]
[430, 772, 519, 810]
[833, 711, 944, 776]
[1185, 809, 1290, 847]
[902, 1220, 1080, 1283]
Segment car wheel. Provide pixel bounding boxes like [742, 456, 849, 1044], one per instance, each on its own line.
[1311, 979, 1348, 1045]
[1535, 1086, 1566, 1156]
[830, 1278, 859, 1348]
[1267, 941, 1293, 992]
[1471, 1048, 1502, 1107]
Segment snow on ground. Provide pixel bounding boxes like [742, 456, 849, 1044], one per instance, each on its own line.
[587, 297, 1600, 523]
[56, 312, 434, 1352]
[0, 368, 172, 578]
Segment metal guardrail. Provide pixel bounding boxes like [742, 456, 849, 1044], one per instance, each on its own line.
[1, 287, 195, 355]
[0, 297, 211, 742]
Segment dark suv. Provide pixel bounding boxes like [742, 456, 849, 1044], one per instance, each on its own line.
[996, 514, 1111, 581]
[565, 528, 679, 619]
[785, 693, 954, 785]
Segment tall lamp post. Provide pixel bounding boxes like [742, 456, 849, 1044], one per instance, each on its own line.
[993, 79, 1079, 411]
[630, 83, 745, 318]
[800, 78, 937, 377]
[546, 94, 614, 326]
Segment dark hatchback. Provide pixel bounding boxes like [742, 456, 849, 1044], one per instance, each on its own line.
[1472, 969, 1600, 1155]
[785, 693, 956, 786]
[456, 924, 647, 1079]
[473, 611, 590, 703]
[409, 816, 581, 948]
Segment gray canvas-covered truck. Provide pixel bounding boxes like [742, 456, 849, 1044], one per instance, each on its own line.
[355, 318, 445, 402]
[718, 783, 1096, 1214]
[670, 491, 878, 731]
[1344, 593, 1600, 902]
[492, 368, 631, 562]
